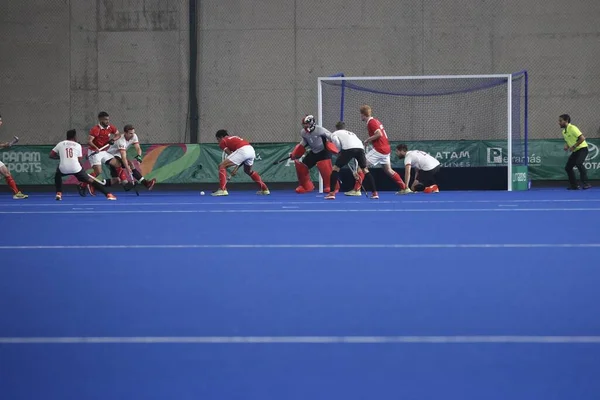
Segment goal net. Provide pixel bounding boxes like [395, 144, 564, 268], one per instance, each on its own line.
[317, 71, 528, 191]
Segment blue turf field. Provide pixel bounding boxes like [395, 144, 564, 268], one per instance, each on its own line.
[1, 188, 600, 400]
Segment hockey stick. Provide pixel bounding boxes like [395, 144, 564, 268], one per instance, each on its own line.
[227, 164, 241, 181]
[86, 143, 111, 159]
[7, 136, 19, 147]
[272, 155, 291, 165]
[348, 158, 369, 198]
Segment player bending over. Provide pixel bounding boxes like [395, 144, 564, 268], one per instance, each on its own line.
[212, 130, 269, 196]
[290, 115, 339, 194]
[50, 129, 116, 201]
[82, 111, 124, 196]
[396, 144, 440, 193]
[346, 105, 410, 196]
[325, 122, 378, 200]
[0, 114, 28, 199]
[107, 124, 156, 191]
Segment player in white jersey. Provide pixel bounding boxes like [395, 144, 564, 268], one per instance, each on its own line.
[396, 144, 441, 193]
[290, 115, 339, 193]
[107, 124, 156, 191]
[0, 114, 28, 199]
[325, 122, 379, 200]
[50, 129, 116, 200]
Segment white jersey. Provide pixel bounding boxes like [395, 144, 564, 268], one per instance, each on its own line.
[108, 134, 139, 156]
[404, 150, 440, 171]
[331, 129, 363, 151]
[299, 126, 332, 153]
[52, 140, 83, 174]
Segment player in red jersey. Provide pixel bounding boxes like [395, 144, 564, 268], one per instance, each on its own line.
[82, 111, 124, 196]
[0, 114, 28, 199]
[346, 105, 411, 196]
[212, 129, 269, 196]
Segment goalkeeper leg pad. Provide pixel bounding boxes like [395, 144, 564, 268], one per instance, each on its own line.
[317, 159, 339, 193]
[295, 161, 314, 193]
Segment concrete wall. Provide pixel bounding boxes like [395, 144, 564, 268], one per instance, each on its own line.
[0, 0, 189, 145]
[0, 0, 598, 144]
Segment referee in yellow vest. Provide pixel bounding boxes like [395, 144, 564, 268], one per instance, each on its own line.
[559, 114, 591, 190]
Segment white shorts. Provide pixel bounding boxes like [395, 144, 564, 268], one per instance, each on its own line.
[0, 160, 5, 169]
[227, 145, 255, 166]
[366, 148, 391, 166]
[89, 151, 114, 166]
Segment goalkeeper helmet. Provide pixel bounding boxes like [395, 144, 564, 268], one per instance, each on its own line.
[302, 115, 316, 133]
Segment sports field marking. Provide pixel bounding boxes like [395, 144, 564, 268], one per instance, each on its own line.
[2, 335, 600, 344]
[1, 243, 599, 250]
[1, 207, 600, 214]
[1, 198, 600, 207]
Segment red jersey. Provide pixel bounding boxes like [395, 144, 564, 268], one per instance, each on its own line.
[89, 124, 118, 150]
[367, 117, 391, 155]
[219, 135, 250, 152]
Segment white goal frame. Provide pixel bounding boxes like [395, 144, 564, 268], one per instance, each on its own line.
[317, 74, 515, 192]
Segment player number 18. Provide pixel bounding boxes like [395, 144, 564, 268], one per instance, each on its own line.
[66, 148, 74, 158]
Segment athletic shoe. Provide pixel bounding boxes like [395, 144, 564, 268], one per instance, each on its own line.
[344, 190, 362, 196]
[256, 189, 270, 195]
[77, 184, 87, 197]
[567, 185, 580, 190]
[211, 189, 229, 196]
[582, 183, 592, 190]
[13, 191, 28, 199]
[295, 185, 314, 193]
[324, 193, 336, 200]
[106, 193, 117, 200]
[424, 185, 440, 193]
[88, 183, 96, 196]
[145, 178, 156, 190]
[396, 188, 414, 195]
[55, 192, 62, 201]
[370, 192, 379, 199]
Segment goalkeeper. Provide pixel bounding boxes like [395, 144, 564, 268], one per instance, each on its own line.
[107, 124, 156, 191]
[290, 115, 339, 194]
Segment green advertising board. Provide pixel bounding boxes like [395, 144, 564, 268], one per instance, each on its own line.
[0, 139, 597, 186]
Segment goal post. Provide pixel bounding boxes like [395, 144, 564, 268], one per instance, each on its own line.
[317, 71, 528, 192]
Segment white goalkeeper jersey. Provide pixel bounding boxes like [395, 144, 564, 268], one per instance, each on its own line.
[404, 150, 440, 171]
[330, 129, 363, 151]
[299, 125, 332, 154]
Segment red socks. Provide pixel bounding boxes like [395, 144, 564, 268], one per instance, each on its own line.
[218, 167, 227, 190]
[353, 171, 365, 191]
[390, 171, 406, 190]
[250, 171, 268, 191]
[5, 176, 19, 194]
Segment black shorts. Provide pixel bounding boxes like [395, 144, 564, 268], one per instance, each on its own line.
[56, 168, 89, 182]
[302, 149, 331, 169]
[335, 148, 368, 169]
[418, 165, 441, 186]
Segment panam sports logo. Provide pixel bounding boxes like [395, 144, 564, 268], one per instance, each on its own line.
[584, 142, 599, 169]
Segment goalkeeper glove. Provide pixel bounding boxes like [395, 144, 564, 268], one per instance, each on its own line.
[135, 155, 143, 163]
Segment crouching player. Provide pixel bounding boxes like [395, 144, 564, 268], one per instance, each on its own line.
[325, 122, 379, 200]
[212, 130, 269, 196]
[291, 115, 339, 194]
[50, 129, 116, 201]
[107, 124, 156, 191]
[396, 144, 440, 193]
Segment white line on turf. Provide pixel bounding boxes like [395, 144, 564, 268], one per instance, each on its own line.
[1, 199, 600, 207]
[1, 243, 599, 250]
[1, 335, 600, 344]
[1, 208, 600, 214]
